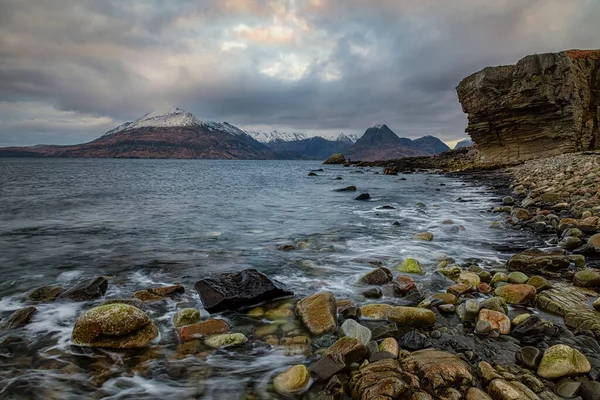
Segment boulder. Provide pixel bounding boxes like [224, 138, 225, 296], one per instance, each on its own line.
[386, 306, 436, 326]
[537, 344, 591, 379]
[28, 286, 64, 302]
[204, 333, 247, 348]
[395, 258, 425, 275]
[274, 365, 311, 396]
[355, 193, 371, 201]
[177, 319, 229, 342]
[350, 359, 418, 400]
[573, 269, 600, 287]
[535, 284, 600, 335]
[401, 349, 473, 390]
[323, 153, 346, 164]
[194, 268, 293, 313]
[0, 306, 36, 330]
[506, 248, 571, 276]
[58, 277, 108, 301]
[173, 308, 201, 328]
[494, 284, 536, 305]
[456, 50, 600, 166]
[359, 304, 392, 320]
[71, 304, 157, 348]
[325, 337, 367, 364]
[478, 309, 510, 334]
[296, 292, 337, 335]
[357, 267, 393, 285]
[589, 233, 600, 248]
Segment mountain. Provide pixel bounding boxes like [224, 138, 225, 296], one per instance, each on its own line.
[454, 138, 473, 149]
[412, 136, 451, 154]
[247, 130, 307, 143]
[346, 124, 448, 161]
[243, 131, 357, 160]
[0, 107, 282, 159]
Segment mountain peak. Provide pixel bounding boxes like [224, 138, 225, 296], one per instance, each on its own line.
[103, 106, 203, 136]
[369, 123, 388, 130]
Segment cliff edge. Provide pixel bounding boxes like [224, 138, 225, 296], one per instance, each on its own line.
[456, 49, 600, 166]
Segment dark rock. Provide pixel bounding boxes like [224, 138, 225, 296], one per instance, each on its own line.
[194, 269, 293, 313]
[383, 166, 398, 175]
[357, 267, 393, 286]
[511, 315, 557, 344]
[580, 380, 600, 400]
[310, 353, 346, 382]
[355, 193, 370, 201]
[371, 323, 399, 339]
[28, 286, 64, 302]
[1, 306, 37, 330]
[555, 379, 582, 398]
[308, 172, 319, 176]
[515, 346, 542, 370]
[335, 186, 356, 192]
[58, 277, 108, 301]
[369, 351, 395, 362]
[506, 248, 571, 276]
[361, 288, 382, 299]
[376, 205, 395, 210]
[398, 330, 430, 351]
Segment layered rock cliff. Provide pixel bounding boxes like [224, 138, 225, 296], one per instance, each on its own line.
[456, 49, 600, 165]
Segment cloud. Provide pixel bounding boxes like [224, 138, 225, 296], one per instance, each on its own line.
[0, 0, 599, 146]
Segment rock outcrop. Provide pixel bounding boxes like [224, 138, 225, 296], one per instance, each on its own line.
[457, 50, 600, 165]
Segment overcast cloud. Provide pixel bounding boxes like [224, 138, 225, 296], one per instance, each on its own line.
[1, 0, 599, 147]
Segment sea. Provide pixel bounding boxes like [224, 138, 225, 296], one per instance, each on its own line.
[0, 158, 537, 399]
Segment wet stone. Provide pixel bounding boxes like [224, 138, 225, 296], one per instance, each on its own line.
[296, 292, 337, 336]
[398, 330, 430, 351]
[173, 308, 201, 328]
[204, 333, 248, 349]
[28, 286, 64, 302]
[274, 365, 310, 396]
[580, 381, 600, 400]
[537, 344, 591, 379]
[401, 349, 473, 390]
[349, 359, 417, 400]
[357, 267, 393, 285]
[516, 346, 542, 370]
[340, 319, 372, 346]
[309, 353, 346, 382]
[58, 276, 108, 301]
[324, 337, 367, 365]
[0, 306, 37, 330]
[554, 379, 581, 398]
[177, 319, 229, 342]
[361, 287, 383, 299]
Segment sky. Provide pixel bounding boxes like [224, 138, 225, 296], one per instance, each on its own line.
[1, 0, 599, 148]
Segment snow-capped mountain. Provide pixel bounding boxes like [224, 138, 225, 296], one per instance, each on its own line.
[247, 130, 308, 143]
[103, 107, 204, 137]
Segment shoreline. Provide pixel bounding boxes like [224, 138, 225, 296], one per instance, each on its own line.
[1, 155, 600, 399]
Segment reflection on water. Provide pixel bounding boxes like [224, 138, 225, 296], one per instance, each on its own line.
[0, 158, 536, 399]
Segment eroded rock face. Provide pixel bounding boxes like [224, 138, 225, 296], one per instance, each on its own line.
[401, 349, 473, 391]
[457, 50, 600, 166]
[349, 359, 419, 400]
[194, 269, 293, 313]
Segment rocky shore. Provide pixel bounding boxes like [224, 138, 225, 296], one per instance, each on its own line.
[1, 150, 599, 399]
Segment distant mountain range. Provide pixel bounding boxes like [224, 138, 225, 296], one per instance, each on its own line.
[454, 138, 473, 149]
[0, 107, 451, 160]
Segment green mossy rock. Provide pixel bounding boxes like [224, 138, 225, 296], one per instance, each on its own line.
[537, 344, 591, 379]
[72, 304, 157, 348]
[395, 258, 425, 275]
[173, 308, 201, 328]
[204, 333, 248, 348]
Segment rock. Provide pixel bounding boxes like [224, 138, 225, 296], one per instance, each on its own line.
[355, 193, 371, 201]
[398, 330, 430, 351]
[507, 248, 571, 276]
[512, 313, 531, 326]
[401, 349, 473, 390]
[173, 308, 201, 328]
[559, 236, 583, 250]
[456, 50, 600, 165]
[511, 208, 531, 221]
[503, 196, 515, 205]
[379, 337, 399, 358]
[204, 333, 248, 349]
[335, 185, 357, 192]
[475, 320, 492, 335]
[437, 266, 462, 280]
[526, 276, 553, 292]
[340, 319, 371, 345]
[28, 286, 64, 302]
[593, 297, 600, 311]
[588, 233, 600, 247]
[508, 272, 529, 284]
[466, 388, 492, 400]
[537, 344, 591, 379]
[308, 172, 318, 176]
[580, 381, 600, 400]
[383, 166, 399, 175]
[278, 244, 297, 251]
[447, 282, 473, 296]
[487, 379, 539, 399]
[101, 298, 144, 309]
[325, 337, 367, 364]
[387, 306, 436, 326]
[323, 153, 346, 164]
[72, 304, 157, 348]
[511, 315, 556, 343]
[456, 299, 480, 322]
[194, 268, 293, 313]
[554, 380, 581, 398]
[494, 284, 536, 305]
[350, 359, 417, 400]
[490, 272, 509, 287]
[480, 297, 508, 314]
[309, 353, 346, 382]
[58, 277, 108, 301]
[362, 287, 383, 299]
[357, 267, 393, 285]
[573, 269, 600, 287]
[413, 232, 433, 241]
[273, 365, 311, 395]
[395, 258, 425, 275]
[359, 304, 392, 320]
[458, 271, 481, 287]
[516, 346, 542, 370]
[478, 309, 510, 334]
[0, 306, 36, 330]
[534, 285, 600, 335]
[177, 319, 229, 342]
[265, 307, 294, 320]
[296, 292, 337, 336]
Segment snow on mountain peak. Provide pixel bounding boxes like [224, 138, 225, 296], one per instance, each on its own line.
[370, 123, 387, 130]
[247, 130, 307, 143]
[102, 106, 203, 136]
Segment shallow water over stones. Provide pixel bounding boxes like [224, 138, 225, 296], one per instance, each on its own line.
[0, 159, 568, 399]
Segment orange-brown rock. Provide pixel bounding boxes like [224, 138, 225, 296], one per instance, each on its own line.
[325, 337, 367, 364]
[296, 292, 337, 335]
[177, 319, 229, 342]
[478, 309, 510, 334]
